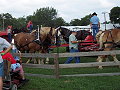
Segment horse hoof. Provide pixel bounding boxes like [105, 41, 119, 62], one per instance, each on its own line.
[98, 48, 103, 51]
[45, 62, 49, 64]
[98, 66, 103, 69]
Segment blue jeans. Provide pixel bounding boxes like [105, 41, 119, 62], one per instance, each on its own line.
[12, 49, 20, 60]
[65, 48, 80, 64]
[29, 25, 33, 33]
[8, 33, 12, 42]
[0, 62, 4, 77]
[92, 25, 99, 39]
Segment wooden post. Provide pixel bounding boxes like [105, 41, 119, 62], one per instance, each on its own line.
[54, 54, 59, 79]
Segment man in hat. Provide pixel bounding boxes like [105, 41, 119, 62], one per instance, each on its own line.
[65, 31, 81, 64]
[90, 12, 100, 40]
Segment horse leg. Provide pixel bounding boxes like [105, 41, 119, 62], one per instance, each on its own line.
[111, 55, 119, 62]
[26, 58, 31, 64]
[105, 56, 109, 62]
[41, 58, 44, 64]
[96, 56, 104, 69]
[33, 58, 37, 64]
[111, 55, 120, 68]
[45, 57, 49, 64]
[38, 58, 41, 64]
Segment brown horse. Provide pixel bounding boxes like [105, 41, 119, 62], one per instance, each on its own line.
[14, 27, 56, 64]
[96, 29, 120, 69]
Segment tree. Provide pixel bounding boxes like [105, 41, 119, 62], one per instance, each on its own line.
[30, 7, 58, 27]
[70, 19, 81, 26]
[110, 6, 120, 24]
[79, 14, 91, 26]
[53, 17, 66, 27]
[70, 14, 91, 26]
[17, 17, 27, 29]
[0, 13, 14, 30]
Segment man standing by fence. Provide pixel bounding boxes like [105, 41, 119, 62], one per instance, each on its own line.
[90, 12, 100, 39]
[65, 31, 80, 64]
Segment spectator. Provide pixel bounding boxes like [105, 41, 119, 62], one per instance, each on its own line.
[0, 37, 12, 90]
[11, 38, 21, 60]
[65, 31, 81, 64]
[27, 21, 33, 33]
[7, 26, 12, 43]
[1, 48, 26, 81]
[90, 12, 100, 40]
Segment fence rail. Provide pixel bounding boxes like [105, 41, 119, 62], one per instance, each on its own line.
[19, 50, 120, 78]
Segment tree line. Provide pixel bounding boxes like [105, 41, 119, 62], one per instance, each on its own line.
[0, 6, 119, 30]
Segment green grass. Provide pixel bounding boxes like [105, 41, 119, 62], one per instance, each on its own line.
[20, 76, 120, 90]
[19, 47, 120, 90]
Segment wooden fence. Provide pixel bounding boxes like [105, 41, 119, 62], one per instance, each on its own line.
[14, 50, 120, 78]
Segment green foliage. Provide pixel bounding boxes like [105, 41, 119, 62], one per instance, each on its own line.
[30, 7, 58, 27]
[53, 17, 66, 28]
[80, 14, 91, 26]
[110, 6, 120, 24]
[70, 14, 91, 26]
[70, 19, 81, 26]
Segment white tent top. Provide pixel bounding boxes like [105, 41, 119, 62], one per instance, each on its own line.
[61, 24, 120, 32]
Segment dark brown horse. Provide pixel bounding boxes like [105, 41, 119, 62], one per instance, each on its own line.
[57, 27, 91, 42]
[56, 27, 91, 51]
[14, 27, 56, 64]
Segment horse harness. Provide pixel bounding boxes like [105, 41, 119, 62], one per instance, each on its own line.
[103, 30, 119, 48]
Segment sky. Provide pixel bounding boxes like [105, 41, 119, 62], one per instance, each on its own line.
[0, 0, 120, 23]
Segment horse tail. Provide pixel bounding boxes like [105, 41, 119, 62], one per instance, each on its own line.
[99, 33, 105, 49]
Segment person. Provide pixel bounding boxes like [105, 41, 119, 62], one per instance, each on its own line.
[27, 21, 33, 33]
[84, 32, 94, 42]
[65, 31, 81, 64]
[11, 38, 21, 60]
[1, 48, 26, 81]
[90, 12, 100, 40]
[0, 37, 12, 90]
[7, 26, 12, 43]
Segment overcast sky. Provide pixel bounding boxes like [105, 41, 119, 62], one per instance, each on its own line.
[0, 0, 120, 23]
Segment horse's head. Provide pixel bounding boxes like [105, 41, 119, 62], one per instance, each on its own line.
[47, 27, 56, 45]
[56, 27, 71, 43]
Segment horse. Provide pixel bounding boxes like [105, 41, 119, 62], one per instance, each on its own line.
[96, 29, 120, 69]
[14, 27, 56, 64]
[57, 27, 91, 42]
[56, 27, 91, 51]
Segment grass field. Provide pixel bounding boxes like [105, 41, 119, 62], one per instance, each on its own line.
[19, 47, 120, 90]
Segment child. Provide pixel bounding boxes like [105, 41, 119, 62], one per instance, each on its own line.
[1, 49, 26, 81]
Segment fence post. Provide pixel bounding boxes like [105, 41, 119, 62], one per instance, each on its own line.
[54, 54, 59, 78]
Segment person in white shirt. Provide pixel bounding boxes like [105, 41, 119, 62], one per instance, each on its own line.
[0, 37, 12, 90]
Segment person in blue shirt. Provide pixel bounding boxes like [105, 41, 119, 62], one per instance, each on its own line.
[65, 31, 81, 64]
[90, 12, 100, 40]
